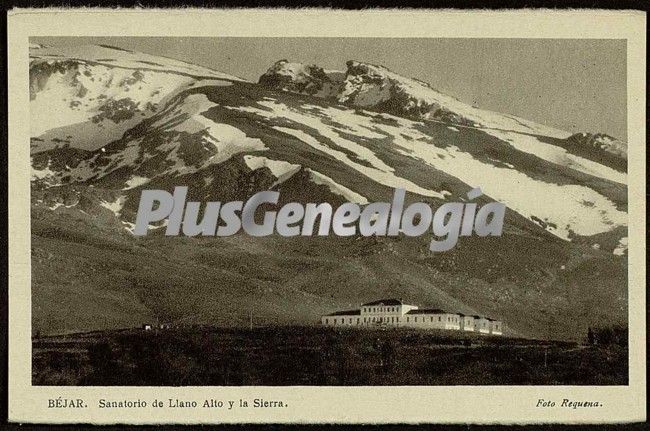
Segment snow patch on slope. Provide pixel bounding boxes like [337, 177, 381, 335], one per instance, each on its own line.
[225, 99, 626, 240]
[30, 44, 243, 153]
[100, 195, 126, 217]
[158, 95, 268, 165]
[613, 237, 628, 256]
[306, 169, 368, 204]
[31, 44, 245, 81]
[366, 115, 627, 239]
[243, 155, 368, 203]
[123, 176, 150, 190]
[275, 125, 442, 199]
[244, 155, 301, 186]
[179, 95, 267, 169]
[31, 158, 56, 181]
[227, 100, 445, 199]
[30, 62, 198, 152]
[129, 93, 268, 177]
[485, 130, 626, 184]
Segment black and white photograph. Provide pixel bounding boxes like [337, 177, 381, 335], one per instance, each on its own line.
[27, 35, 631, 387]
[6, 8, 647, 426]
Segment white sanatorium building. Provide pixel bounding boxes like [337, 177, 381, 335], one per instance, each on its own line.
[321, 299, 503, 335]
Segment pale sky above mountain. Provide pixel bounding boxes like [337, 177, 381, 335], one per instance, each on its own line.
[33, 37, 627, 140]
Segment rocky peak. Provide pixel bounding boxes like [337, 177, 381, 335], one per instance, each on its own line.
[258, 59, 345, 98]
[567, 132, 627, 160]
[259, 59, 477, 125]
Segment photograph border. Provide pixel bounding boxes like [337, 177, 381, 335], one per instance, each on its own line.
[7, 8, 647, 425]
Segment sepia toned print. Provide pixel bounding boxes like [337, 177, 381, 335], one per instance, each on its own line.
[7, 9, 646, 425]
[29, 36, 628, 386]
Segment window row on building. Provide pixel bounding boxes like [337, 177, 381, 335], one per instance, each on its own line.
[321, 298, 503, 335]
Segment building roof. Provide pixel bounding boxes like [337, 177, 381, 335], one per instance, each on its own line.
[406, 308, 447, 315]
[361, 298, 404, 306]
[325, 309, 361, 316]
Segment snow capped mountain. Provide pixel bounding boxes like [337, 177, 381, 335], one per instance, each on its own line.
[31, 44, 245, 81]
[260, 59, 574, 138]
[259, 60, 345, 98]
[30, 44, 245, 153]
[30, 44, 628, 338]
[260, 59, 627, 175]
[32, 50, 627, 246]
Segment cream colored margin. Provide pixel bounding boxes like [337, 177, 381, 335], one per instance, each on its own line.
[7, 8, 647, 425]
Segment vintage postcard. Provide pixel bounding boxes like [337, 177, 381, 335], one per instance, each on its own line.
[6, 8, 646, 425]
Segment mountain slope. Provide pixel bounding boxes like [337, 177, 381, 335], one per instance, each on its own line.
[30, 44, 245, 153]
[30, 45, 628, 340]
[260, 59, 627, 168]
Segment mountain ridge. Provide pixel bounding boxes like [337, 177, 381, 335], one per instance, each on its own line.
[29, 44, 628, 339]
[258, 59, 624, 148]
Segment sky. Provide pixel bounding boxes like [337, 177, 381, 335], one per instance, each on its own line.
[34, 37, 627, 140]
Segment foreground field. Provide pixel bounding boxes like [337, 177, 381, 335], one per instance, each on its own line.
[32, 326, 627, 386]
